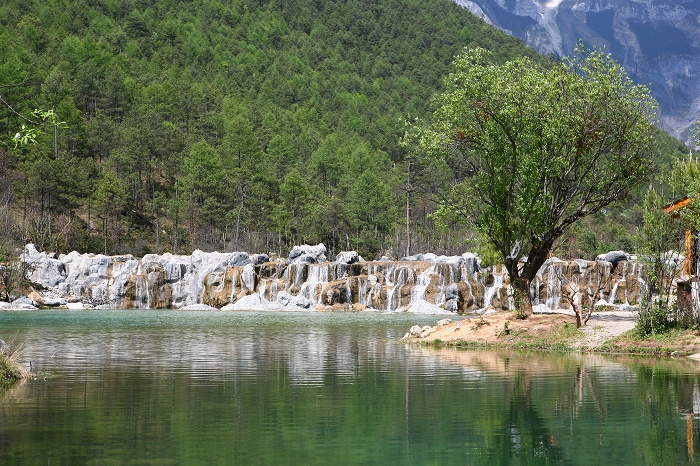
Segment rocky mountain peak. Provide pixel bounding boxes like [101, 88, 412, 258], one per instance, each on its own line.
[454, 0, 700, 142]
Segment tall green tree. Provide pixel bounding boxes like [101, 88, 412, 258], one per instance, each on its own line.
[414, 45, 657, 314]
[93, 168, 128, 254]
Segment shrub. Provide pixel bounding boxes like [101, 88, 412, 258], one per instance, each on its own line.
[636, 299, 672, 338]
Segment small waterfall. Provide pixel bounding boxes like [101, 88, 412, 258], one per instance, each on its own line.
[545, 264, 563, 310]
[299, 264, 330, 304]
[483, 273, 503, 308]
[410, 264, 435, 304]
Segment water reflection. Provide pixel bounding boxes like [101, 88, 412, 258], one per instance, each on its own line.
[419, 346, 700, 464]
[1, 310, 700, 463]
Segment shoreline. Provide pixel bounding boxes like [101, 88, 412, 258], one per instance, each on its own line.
[406, 310, 700, 359]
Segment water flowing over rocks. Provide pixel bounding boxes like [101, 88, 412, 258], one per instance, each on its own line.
[18, 244, 647, 314]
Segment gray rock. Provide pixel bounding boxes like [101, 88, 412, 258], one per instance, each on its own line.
[401, 253, 437, 262]
[12, 296, 37, 307]
[23, 243, 66, 287]
[42, 297, 67, 307]
[334, 251, 361, 264]
[0, 339, 8, 355]
[437, 318, 452, 328]
[596, 250, 629, 265]
[445, 283, 461, 301]
[288, 244, 327, 264]
[277, 291, 312, 309]
[226, 252, 252, 267]
[251, 254, 269, 265]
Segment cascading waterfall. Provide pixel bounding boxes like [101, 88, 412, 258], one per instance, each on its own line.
[22, 241, 648, 312]
[299, 264, 331, 304]
[483, 273, 503, 308]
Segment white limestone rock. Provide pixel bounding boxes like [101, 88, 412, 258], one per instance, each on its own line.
[222, 293, 278, 311]
[179, 304, 219, 311]
[275, 291, 312, 309]
[288, 244, 327, 264]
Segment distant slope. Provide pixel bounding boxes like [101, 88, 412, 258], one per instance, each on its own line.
[454, 0, 700, 143]
[0, 0, 542, 257]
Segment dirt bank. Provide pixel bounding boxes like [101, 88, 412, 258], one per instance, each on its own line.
[411, 310, 700, 357]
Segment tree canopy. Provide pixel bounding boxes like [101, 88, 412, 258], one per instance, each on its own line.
[0, 0, 687, 260]
[415, 45, 657, 312]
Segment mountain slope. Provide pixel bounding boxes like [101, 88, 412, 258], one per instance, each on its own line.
[455, 0, 700, 142]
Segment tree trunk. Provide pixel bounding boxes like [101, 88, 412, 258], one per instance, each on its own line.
[505, 252, 533, 317]
[512, 276, 533, 316]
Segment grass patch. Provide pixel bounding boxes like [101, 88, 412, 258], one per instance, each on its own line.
[0, 353, 26, 388]
[0, 338, 28, 388]
[550, 322, 580, 342]
[470, 318, 489, 331]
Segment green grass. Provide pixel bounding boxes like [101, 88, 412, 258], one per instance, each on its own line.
[0, 341, 27, 388]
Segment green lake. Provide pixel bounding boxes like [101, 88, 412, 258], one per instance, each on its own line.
[1, 309, 700, 464]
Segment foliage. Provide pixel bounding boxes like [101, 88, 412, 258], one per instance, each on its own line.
[636, 298, 673, 338]
[636, 188, 682, 299]
[0, 244, 32, 301]
[636, 156, 700, 335]
[12, 109, 67, 147]
[0, 0, 687, 260]
[414, 44, 657, 312]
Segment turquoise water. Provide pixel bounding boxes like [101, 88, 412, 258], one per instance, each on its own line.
[1, 309, 699, 464]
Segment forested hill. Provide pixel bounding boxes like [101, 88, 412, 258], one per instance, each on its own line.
[0, 0, 687, 260]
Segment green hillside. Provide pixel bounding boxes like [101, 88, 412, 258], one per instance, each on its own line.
[0, 0, 687, 259]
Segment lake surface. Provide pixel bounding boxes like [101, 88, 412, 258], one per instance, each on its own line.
[1, 309, 700, 464]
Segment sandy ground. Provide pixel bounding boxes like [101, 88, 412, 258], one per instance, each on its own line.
[413, 310, 638, 350]
[571, 311, 637, 349]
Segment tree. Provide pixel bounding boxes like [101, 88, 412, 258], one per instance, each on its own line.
[92, 169, 128, 254]
[635, 187, 682, 335]
[414, 45, 656, 314]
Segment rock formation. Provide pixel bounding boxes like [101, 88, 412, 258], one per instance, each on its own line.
[17, 243, 646, 313]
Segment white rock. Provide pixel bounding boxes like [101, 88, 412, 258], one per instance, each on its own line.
[222, 293, 279, 311]
[179, 304, 219, 311]
[42, 297, 67, 306]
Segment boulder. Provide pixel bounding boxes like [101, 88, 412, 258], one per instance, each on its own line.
[251, 253, 269, 265]
[401, 253, 437, 262]
[23, 243, 66, 288]
[436, 318, 452, 328]
[596, 250, 630, 266]
[334, 251, 362, 264]
[12, 296, 37, 307]
[288, 244, 327, 264]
